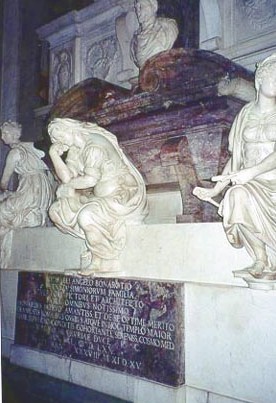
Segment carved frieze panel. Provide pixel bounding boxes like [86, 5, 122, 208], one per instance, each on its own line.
[50, 47, 73, 103]
[235, 0, 276, 40]
[85, 37, 118, 81]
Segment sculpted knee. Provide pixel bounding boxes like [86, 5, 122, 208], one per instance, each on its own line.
[78, 208, 94, 229]
[228, 185, 250, 205]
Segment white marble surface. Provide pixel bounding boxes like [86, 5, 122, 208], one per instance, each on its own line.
[123, 224, 249, 285]
[6, 227, 86, 271]
[133, 379, 185, 403]
[208, 395, 249, 403]
[185, 387, 249, 403]
[5, 223, 250, 286]
[145, 190, 182, 224]
[185, 283, 276, 403]
[70, 359, 135, 401]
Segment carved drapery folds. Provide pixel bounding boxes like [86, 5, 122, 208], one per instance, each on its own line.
[0, 122, 54, 236]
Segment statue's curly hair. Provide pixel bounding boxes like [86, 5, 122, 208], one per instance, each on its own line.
[0, 120, 21, 131]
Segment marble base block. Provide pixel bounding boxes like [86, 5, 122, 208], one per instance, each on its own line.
[2, 223, 275, 403]
[3, 223, 251, 286]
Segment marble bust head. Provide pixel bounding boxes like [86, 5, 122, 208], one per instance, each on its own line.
[131, 0, 179, 68]
[1, 121, 21, 145]
[134, 0, 158, 27]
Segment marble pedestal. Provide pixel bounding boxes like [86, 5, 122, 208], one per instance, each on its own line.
[2, 224, 276, 403]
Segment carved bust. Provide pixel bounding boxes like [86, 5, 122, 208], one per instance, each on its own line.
[131, 0, 179, 68]
[48, 118, 148, 275]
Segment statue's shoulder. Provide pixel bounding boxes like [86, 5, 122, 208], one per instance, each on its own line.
[237, 101, 254, 117]
[20, 142, 45, 158]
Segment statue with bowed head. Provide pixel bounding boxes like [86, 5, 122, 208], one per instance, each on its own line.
[0, 121, 54, 236]
[48, 118, 148, 275]
[131, 0, 179, 69]
[193, 54, 276, 281]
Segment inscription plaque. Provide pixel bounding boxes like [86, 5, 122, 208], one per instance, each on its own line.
[15, 272, 185, 386]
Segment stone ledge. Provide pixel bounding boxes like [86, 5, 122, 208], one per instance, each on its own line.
[2, 223, 250, 286]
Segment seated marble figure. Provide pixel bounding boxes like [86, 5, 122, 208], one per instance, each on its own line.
[0, 121, 53, 236]
[193, 54, 276, 280]
[48, 118, 148, 275]
[131, 0, 179, 68]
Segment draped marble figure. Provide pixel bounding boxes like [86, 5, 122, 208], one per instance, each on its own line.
[131, 0, 179, 68]
[48, 118, 148, 275]
[193, 54, 276, 280]
[0, 121, 53, 235]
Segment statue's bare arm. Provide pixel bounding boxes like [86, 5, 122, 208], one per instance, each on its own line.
[194, 147, 276, 207]
[49, 143, 72, 183]
[49, 143, 98, 191]
[214, 150, 276, 185]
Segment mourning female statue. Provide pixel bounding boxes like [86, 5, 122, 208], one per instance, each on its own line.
[131, 0, 179, 68]
[48, 118, 148, 275]
[0, 121, 54, 235]
[193, 54, 276, 280]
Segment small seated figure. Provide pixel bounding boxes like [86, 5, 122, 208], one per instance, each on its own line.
[0, 121, 54, 236]
[48, 118, 148, 275]
[193, 54, 276, 280]
[131, 0, 179, 68]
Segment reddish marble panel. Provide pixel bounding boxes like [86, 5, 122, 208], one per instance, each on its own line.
[15, 272, 185, 386]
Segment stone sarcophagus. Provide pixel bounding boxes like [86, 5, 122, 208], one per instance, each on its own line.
[49, 48, 254, 223]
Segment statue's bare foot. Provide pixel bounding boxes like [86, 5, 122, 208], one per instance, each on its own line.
[247, 260, 267, 279]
